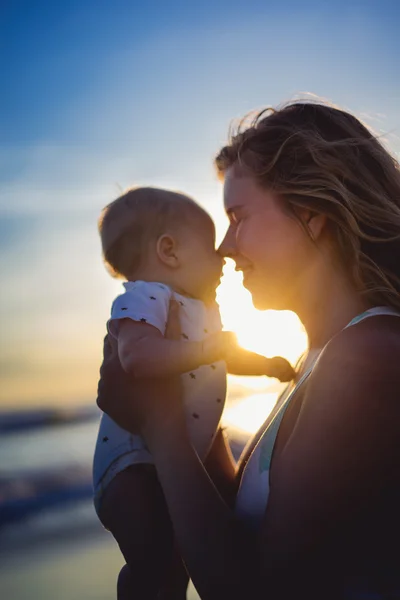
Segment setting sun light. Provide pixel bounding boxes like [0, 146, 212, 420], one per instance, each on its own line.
[216, 259, 308, 433]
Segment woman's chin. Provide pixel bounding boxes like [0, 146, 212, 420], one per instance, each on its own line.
[251, 295, 275, 311]
[245, 282, 282, 311]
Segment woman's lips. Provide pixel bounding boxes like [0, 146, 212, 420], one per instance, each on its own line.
[235, 265, 253, 278]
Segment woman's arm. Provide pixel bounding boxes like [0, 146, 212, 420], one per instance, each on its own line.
[144, 419, 259, 600]
[138, 317, 400, 599]
[204, 427, 238, 507]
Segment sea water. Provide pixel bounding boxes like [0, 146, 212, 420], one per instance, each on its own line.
[0, 394, 266, 600]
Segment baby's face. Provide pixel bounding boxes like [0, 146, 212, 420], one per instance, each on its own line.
[177, 218, 223, 303]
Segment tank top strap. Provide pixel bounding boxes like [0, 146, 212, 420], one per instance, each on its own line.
[345, 306, 400, 327]
[235, 306, 400, 528]
[277, 306, 400, 421]
[256, 363, 314, 471]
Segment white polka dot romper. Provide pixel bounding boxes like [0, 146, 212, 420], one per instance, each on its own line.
[93, 280, 227, 508]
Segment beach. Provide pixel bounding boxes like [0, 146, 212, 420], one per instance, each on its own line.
[0, 501, 199, 600]
[0, 399, 263, 600]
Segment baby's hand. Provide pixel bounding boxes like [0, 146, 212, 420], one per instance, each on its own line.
[202, 331, 238, 363]
[265, 356, 295, 382]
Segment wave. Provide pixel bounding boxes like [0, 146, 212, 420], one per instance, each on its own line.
[0, 411, 249, 530]
[0, 406, 99, 434]
[0, 464, 93, 528]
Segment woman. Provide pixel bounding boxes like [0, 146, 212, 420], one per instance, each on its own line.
[97, 101, 400, 599]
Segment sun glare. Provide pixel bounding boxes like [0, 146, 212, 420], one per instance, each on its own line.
[217, 260, 307, 362]
[216, 259, 308, 433]
[223, 392, 282, 434]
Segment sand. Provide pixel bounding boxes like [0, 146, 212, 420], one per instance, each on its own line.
[0, 511, 200, 600]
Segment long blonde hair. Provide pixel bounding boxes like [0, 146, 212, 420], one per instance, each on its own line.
[215, 101, 400, 311]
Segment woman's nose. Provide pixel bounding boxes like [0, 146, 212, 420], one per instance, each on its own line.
[217, 227, 236, 258]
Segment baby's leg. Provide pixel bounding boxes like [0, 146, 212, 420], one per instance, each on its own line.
[158, 546, 189, 600]
[116, 553, 189, 600]
[99, 464, 176, 600]
[116, 564, 133, 599]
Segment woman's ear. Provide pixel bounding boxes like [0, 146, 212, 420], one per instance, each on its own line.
[156, 234, 180, 268]
[306, 212, 327, 242]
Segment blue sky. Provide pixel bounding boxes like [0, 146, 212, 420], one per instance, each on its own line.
[1, 0, 399, 406]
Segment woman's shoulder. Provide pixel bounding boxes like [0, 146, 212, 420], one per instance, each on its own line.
[319, 313, 400, 375]
[303, 313, 400, 419]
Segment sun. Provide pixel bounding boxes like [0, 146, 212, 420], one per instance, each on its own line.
[216, 259, 308, 433]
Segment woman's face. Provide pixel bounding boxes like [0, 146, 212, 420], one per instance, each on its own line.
[219, 167, 316, 311]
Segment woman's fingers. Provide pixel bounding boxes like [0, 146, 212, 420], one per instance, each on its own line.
[97, 333, 141, 433]
[97, 332, 185, 439]
[165, 298, 182, 341]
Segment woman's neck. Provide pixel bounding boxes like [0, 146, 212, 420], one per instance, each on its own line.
[294, 262, 369, 349]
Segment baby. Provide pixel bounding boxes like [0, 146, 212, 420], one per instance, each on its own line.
[93, 187, 294, 599]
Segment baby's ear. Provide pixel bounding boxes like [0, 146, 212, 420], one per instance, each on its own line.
[156, 234, 179, 268]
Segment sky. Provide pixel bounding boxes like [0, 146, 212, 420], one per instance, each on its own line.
[1, 0, 399, 408]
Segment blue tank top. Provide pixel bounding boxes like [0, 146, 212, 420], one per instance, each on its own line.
[235, 306, 400, 598]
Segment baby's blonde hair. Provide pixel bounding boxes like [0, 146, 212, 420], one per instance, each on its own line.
[99, 186, 211, 279]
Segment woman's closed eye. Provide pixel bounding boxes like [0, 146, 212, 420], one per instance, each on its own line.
[229, 210, 243, 226]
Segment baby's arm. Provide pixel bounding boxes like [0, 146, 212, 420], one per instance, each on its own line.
[226, 346, 295, 382]
[118, 319, 235, 378]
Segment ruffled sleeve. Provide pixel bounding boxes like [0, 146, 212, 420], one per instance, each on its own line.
[108, 281, 172, 338]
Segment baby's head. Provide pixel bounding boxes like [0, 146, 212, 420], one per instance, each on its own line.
[99, 187, 223, 302]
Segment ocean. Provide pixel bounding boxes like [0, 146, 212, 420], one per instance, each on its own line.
[0, 399, 259, 600]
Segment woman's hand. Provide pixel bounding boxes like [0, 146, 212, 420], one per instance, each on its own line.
[164, 297, 182, 341]
[97, 298, 186, 442]
[96, 333, 141, 433]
